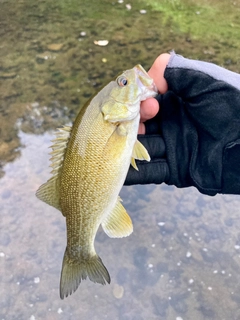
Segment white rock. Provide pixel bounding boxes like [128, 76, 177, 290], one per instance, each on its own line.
[34, 277, 40, 284]
[57, 308, 63, 314]
[94, 40, 109, 46]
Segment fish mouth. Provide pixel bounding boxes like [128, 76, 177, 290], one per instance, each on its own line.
[134, 65, 158, 99]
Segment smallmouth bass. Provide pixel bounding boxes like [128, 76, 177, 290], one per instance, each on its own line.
[36, 65, 157, 299]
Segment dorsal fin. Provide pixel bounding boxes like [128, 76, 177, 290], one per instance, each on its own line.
[36, 125, 72, 214]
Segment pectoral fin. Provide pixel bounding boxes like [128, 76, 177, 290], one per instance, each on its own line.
[131, 139, 150, 170]
[131, 157, 138, 171]
[102, 198, 133, 238]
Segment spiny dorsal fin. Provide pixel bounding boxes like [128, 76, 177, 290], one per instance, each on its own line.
[35, 125, 72, 214]
[131, 139, 150, 170]
[101, 197, 133, 238]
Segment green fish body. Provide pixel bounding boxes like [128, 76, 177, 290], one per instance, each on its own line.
[36, 65, 157, 299]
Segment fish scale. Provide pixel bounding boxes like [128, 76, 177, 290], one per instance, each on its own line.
[36, 64, 157, 299]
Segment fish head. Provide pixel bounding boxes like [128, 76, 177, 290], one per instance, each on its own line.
[101, 65, 157, 123]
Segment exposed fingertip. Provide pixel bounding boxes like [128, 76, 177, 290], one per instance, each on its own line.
[148, 53, 170, 94]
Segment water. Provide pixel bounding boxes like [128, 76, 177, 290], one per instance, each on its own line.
[2, 131, 240, 319]
[1, 0, 240, 319]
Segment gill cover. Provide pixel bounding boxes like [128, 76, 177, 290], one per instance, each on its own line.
[101, 65, 157, 122]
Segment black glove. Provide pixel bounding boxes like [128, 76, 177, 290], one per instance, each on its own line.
[125, 53, 240, 196]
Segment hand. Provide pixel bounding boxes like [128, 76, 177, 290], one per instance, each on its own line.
[139, 53, 170, 134]
[125, 52, 240, 196]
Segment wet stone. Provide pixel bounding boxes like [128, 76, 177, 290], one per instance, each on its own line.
[116, 267, 129, 284]
[224, 217, 233, 227]
[24, 248, 38, 258]
[113, 284, 124, 299]
[119, 314, 138, 320]
[156, 262, 169, 274]
[133, 246, 149, 270]
[7, 310, 25, 320]
[160, 221, 176, 234]
[1, 189, 11, 199]
[218, 252, 232, 269]
[203, 226, 223, 243]
[0, 73, 17, 79]
[136, 267, 161, 287]
[151, 294, 169, 317]
[237, 232, 240, 243]
[0, 295, 12, 309]
[230, 258, 240, 273]
[47, 43, 64, 51]
[29, 294, 42, 304]
[200, 249, 217, 263]
[36, 293, 48, 302]
[169, 293, 188, 314]
[231, 292, 240, 304]
[148, 269, 162, 286]
[36, 52, 52, 63]
[169, 268, 184, 280]
[177, 233, 190, 246]
[198, 304, 215, 318]
[131, 316, 144, 320]
[83, 91, 93, 98]
[0, 232, 11, 246]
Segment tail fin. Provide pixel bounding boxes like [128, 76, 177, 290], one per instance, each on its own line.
[60, 249, 110, 299]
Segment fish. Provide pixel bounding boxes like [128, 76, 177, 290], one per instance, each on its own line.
[36, 64, 157, 299]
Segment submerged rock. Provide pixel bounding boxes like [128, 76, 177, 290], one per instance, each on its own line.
[47, 43, 64, 51]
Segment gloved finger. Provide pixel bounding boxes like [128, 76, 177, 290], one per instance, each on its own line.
[124, 134, 169, 185]
[137, 134, 166, 159]
[124, 159, 170, 185]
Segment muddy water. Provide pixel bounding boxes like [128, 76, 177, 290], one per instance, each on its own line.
[1, 0, 240, 319]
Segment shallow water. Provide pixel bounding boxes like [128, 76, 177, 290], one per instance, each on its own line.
[1, 0, 240, 319]
[2, 132, 240, 320]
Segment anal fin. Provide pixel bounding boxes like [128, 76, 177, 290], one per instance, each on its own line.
[101, 198, 133, 238]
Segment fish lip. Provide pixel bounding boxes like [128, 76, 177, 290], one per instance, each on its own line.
[134, 64, 158, 98]
[136, 76, 158, 99]
[140, 83, 158, 100]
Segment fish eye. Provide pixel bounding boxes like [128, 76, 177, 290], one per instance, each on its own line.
[117, 76, 128, 87]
